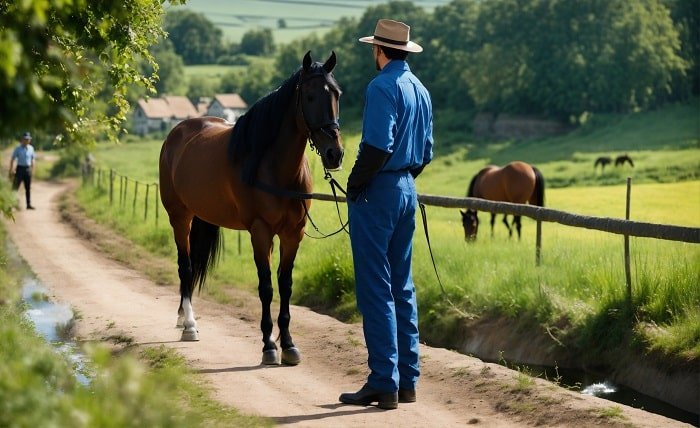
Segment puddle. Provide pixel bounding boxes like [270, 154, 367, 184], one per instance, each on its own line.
[10, 242, 92, 386]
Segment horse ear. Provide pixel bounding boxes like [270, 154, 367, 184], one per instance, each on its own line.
[460, 209, 466, 217]
[303, 51, 312, 71]
[323, 51, 336, 73]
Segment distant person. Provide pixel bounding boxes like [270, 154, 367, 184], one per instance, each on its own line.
[339, 18, 433, 410]
[9, 131, 36, 209]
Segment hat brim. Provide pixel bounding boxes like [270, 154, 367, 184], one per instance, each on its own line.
[359, 36, 423, 53]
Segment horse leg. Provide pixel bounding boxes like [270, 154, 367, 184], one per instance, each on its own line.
[250, 222, 278, 364]
[514, 215, 522, 240]
[170, 216, 199, 341]
[277, 231, 302, 365]
[503, 215, 513, 238]
[490, 213, 496, 237]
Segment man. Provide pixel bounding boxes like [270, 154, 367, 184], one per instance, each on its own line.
[339, 19, 433, 410]
[9, 131, 36, 209]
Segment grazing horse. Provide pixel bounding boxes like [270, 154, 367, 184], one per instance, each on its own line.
[159, 51, 343, 365]
[615, 154, 634, 167]
[460, 161, 545, 241]
[594, 156, 612, 171]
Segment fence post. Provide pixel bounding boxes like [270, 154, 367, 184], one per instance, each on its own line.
[154, 184, 159, 226]
[536, 220, 542, 266]
[109, 169, 114, 205]
[624, 177, 632, 307]
[238, 230, 241, 255]
[145, 184, 149, 221]
[133, 181, 138, 216]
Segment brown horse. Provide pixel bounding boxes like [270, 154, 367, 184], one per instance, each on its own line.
[159, 51, 343, 365]
[460, 161, 545, 241]
[615, 154, 634, 167]
[594, 156, 612, 171]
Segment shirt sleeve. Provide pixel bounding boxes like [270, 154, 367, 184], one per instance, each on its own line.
[424, 113, 434, 163]
[361, 81, 396, 153]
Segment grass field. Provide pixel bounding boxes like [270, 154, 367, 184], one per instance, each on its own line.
[75, 100, 699, 364]
[174, 0, 453, 43]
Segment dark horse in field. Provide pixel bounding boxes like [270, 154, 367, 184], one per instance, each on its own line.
[159, 52, 343, 365]
[594, 156, 612, 171]
[615, 154, 634, 167]
[460, 161, 545, 241]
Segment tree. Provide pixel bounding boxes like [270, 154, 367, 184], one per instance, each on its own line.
[147, 41, 188, 96]
[0, 0, 185, 142]
[464, 0, 687, 119]
[164, 9, 223, 64]
[240, 28, 275, 56]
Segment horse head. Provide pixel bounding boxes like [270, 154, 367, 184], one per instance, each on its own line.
[461, 209, 479, 241]
[297, 51, 344, 171]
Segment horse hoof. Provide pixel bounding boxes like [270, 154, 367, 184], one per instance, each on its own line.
[281, 347, 301, 366]
[181, 328, 199, 341]
[261, 349, 279, 365]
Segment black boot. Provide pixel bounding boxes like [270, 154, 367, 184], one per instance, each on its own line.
[399, 388, 416, 403]
[339, 384, 398, 410]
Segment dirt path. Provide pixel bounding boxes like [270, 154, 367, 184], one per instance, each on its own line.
[4, 181, 689, 427]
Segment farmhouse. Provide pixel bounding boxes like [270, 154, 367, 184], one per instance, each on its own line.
[132, 95, 201, 136]
[207, 93, 248, 123]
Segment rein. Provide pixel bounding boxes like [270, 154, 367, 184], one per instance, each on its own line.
[418, 202, 471, 319]
[252, 170, 349, 239]
[252, 69, 349, 237]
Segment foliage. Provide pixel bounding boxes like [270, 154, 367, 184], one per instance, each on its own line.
[0, 0, 185, 143]
[239, 28, 275, 56]
[164, 9, 223, 65]
[49, 146, 90, 178]
[464, 0, 687, 120]
[149, 40, 188, 96]
[219, 62, 276, 107]
[265, 0, 690, 119]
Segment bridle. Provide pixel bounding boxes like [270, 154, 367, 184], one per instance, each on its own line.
[252, 69, 348, 238]
[295, 71, 340, 156]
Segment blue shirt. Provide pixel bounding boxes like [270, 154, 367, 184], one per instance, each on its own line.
[360, 60, 433, 172]
[12, 144, 35, 167]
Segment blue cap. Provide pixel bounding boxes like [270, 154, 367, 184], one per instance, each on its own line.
[22, 132, 32, 140]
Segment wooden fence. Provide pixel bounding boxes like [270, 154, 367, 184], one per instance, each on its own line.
[84, 167, 699, 302]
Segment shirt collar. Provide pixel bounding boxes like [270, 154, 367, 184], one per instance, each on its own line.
[381, 60, 410, 74]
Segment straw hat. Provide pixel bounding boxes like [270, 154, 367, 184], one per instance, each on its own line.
[359, 19, 423, 53]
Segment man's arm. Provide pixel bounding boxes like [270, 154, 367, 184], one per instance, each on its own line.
[347, 144, 390, 202]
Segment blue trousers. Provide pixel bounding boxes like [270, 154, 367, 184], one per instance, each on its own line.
[348, 171, 420, 393]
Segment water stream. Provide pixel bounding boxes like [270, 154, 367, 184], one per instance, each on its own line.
[512, 363, 699, 425]
[7, 239, 91, 386]
[21, 276, 91, 385]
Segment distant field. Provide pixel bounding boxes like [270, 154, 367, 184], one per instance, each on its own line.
[172, 0, 453, 43]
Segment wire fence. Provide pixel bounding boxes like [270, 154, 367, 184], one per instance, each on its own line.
[83, 166, 160, 226]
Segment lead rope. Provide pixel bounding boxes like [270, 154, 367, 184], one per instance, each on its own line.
[419, 202, 471, 318]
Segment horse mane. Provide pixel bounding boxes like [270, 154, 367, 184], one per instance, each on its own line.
[226, 69, 300, 184]
[227, 62, 340, 185]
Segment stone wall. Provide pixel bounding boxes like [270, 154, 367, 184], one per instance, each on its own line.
[474, 113, 573, 139]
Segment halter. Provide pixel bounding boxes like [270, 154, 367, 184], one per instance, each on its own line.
[295, 71, 340, 154]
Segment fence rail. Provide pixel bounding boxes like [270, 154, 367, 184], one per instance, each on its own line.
[311, 192, 700, 244]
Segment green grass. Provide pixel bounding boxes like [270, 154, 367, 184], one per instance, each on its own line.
[174, 0, 453, 44]
[75, 101, 700, 366]
[184, 56, 275, 80]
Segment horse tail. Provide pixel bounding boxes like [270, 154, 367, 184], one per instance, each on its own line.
[189, 216, 222, 293]
[532, 167, 545, 207]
